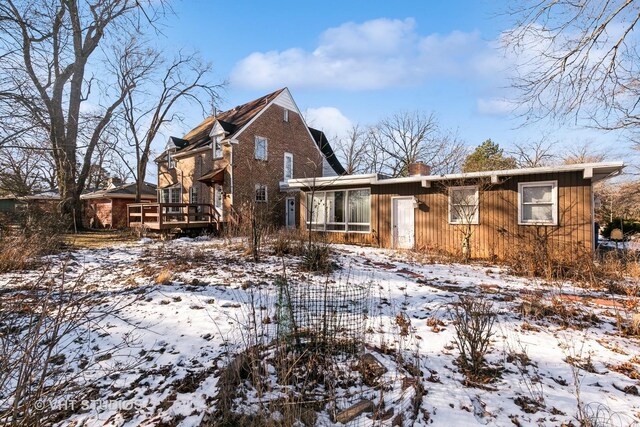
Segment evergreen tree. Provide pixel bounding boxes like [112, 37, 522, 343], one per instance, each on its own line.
[463, 140, 516, 172]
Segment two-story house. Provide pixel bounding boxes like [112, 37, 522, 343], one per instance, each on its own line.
[127, 88, 344, 231]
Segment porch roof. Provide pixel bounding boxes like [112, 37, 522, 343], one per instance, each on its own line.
[198, 167, 225, 185]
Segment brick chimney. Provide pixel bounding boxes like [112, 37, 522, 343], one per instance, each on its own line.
[408, 162, 431, 176]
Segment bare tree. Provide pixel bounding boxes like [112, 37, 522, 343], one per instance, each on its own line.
[562, 142, 606, 164]
[503, 0, 640, 136]
[0, 145, 51, 196]
[368, 111, 467, 177]
[0, 0, 167, 227]
[511, 138, 559, 168]
[121, 50, 222, 202]
[335, 125, 367, 175]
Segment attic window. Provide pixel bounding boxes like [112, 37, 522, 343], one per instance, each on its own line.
[213, 137, 223, 159]
[283, 109, 289, 122]
[167, 152, 175, 169]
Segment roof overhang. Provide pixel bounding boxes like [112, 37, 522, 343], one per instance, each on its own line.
[286, 162, 625, 189]
[81, 193, 156, 200]
[198, 167, 225, 185]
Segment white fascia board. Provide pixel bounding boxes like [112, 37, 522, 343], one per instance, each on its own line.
[172, 145, 210, 159]
[287, 174, 377, 189]
[209, 121, 228, 137]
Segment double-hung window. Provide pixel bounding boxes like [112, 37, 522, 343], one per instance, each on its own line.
[213, 137, 223, 159]
[284, 153, 293, 180]
[255, 184, 267, 203]
[448, 186, 479, 225]
[255, 136, 268, 160]
[518, 181, 558, 225]
[306, 188, 371, 233]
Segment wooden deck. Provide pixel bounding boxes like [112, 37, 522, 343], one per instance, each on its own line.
[127, 203, 220, 231]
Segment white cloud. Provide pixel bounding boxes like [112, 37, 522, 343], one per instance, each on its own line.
[303, 107, 353, 140]
[477, 98, 518, 116]
[231, 18, 497, 90]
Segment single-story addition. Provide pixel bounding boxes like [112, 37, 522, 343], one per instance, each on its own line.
[81, 182, 157, 229]
[287, 162, 625, 259]
[0, 191, 61, 214]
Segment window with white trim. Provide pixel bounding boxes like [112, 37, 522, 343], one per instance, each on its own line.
[284, 152, 293, 180]
[448, 186, 479, 225]
[214, 184, 223, 210]
[190, 186, 201, 213]
[255, 136, 268, 160]
[283, 109, 289, 122]
[518, 181, 558, 225]
[161, 188, 181, 213]
[306, 188, 371, 233]
[255, 184, 267, 203]
[167, 152, 175, 169]
[213, 137, 223, 159]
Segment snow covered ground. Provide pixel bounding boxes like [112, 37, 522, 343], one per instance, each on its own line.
[1, 237, 639, 426]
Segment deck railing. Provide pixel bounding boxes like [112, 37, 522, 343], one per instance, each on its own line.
[127, 203, 220, 230]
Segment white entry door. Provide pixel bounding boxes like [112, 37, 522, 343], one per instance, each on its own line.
[392, 197, 415, 249]
[285, 197, 296, 228]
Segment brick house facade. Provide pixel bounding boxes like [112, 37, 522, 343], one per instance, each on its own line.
[82, 182, 157, 228]
[155, 88, 344, 229]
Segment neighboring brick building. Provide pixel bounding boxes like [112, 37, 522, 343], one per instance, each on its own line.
[82, 182, 157, 228]
[150, 88, 344, 231]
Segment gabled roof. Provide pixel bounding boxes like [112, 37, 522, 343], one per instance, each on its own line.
[81, 182, 157, 200]
[174, 88, 286, 154]
[308, 128, 346, 175]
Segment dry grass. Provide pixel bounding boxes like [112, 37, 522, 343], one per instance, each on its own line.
[62, 230, 139, 249]
[0, 233, 62, 272]
[155, 268, 173, 285]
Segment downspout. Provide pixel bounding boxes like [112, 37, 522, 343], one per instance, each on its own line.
[229, 144, 234, 221]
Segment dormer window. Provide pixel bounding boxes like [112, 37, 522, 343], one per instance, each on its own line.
[213, 137, 223, 159]
[167, 152, 175, 169]
[283, 109, 289, 122]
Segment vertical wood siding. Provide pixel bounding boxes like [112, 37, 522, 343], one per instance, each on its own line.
[302, 171, 593, 259]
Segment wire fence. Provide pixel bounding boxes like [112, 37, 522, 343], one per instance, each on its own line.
[277, 277, 370, 356]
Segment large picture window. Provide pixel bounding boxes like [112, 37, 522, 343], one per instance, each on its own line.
[306, 188, 371, 233]
[448, 186, 479, 225]
[518, 181, 558, 225]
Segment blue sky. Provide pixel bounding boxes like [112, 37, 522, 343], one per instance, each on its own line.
[155, 0, 631, 164]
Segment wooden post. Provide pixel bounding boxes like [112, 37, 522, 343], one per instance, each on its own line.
[158, 204, 163, 229]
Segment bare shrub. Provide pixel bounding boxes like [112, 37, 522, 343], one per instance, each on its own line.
[0, 233, 62, 273]
[0, 269, 144, 426]
[270, 228, 305, 257]
[451, 296, 497, 383]
[301, 241, 333, 272]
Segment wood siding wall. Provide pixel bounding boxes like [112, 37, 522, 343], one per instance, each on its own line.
[301, 171, 593, 259]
